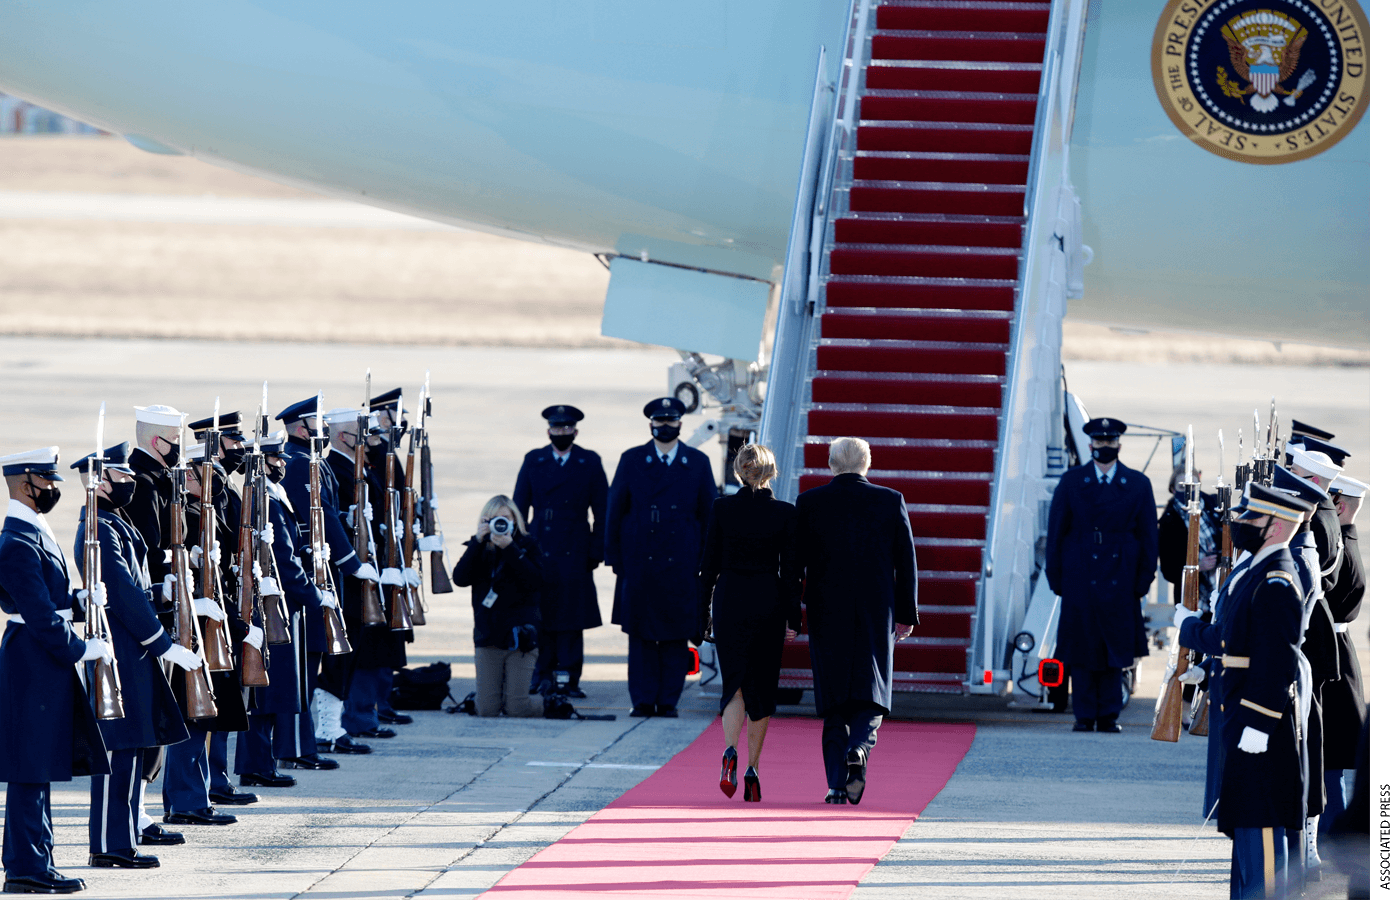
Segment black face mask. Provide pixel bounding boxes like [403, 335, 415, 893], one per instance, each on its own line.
[1230, 520, 1268, 555]
[267, 461, 287, 484]
[157, 437, 181, 468]
[222, 447, 247, 474]
[1091, 445, 1119, 464]
[27, 480, 60, 515]
[549, 433, 576, 452]
[651, 423, 681, 444]
[106, 479, 137, 510]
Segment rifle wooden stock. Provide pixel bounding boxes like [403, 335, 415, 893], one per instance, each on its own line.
[1151, 491, 1201, 742]
[1188, 485, 1233, 739]
[382, 446, 413, 632]
[352, 421, 387, 626]
[1187, 688, 1210, 736]
[83, 465, 126, 720]
[170, 472, 218, 720]
[198, 461, 235, 672]
[237, 479, 270, 688]
[420, 441, 453, 594]
[402, 429, 426, 625]
[252, 457, 291, 646]
[308, 442, 353, 655]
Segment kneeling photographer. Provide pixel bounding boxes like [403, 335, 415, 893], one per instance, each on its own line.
[453, 496, 547, 717]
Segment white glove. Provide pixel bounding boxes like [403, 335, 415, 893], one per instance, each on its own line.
[160, 644, 203, 671]
[318, 589, 339, 609]
[259, 576, 280, 596]
[193, 596, 227, 622]
[190, 543, 203, 567]
[81, 638, 114, 663]
[417, 534, 444, 553]
[352, 562, 380, 583]
[393, 519, 405, 540]
[162, 574, 177, 602]
[244, 625, 264, 652]
[212, 539, 222, 570]
[1178, 665, 1205, 686]
[1239, 725, 1269, 754]
[412, 521, 423, 537]
[316, 542, 331, 564]
[403, 568, 422, 588]
[429, 497, 439, 510]
[77, 584, 108, 608]
[379, 567, 404, 587]
[349, 501, 374, 522]
[184, 571, 197, 601]
[1173, 603, 1201, 631]
[252, 560, 263, 582]
[260, 523, 275, 545]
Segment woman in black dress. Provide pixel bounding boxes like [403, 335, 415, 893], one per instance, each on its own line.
[698, 444, 802, 802]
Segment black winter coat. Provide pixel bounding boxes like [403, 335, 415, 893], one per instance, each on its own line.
[1321, 523, 1366, 768]
[513, 445, 607, 632]
[454, 534, 544, 650]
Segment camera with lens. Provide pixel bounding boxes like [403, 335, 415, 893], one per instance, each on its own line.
[540, 669, 575, 719]
[488, 515, 515, 537]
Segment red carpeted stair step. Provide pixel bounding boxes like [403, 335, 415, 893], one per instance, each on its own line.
[816, 338, 1008, 375]
[907, 503, 988, 538]
[853, 150, 1030, 185]
[860, 90, 1038, 125]
[849, 180, 1025, 216]
[826, 274, 1016, 311]
[877, 1, 1052, 34]
[916, 601, 979, 640]
[872, 30, 1047, 64]
[803, 437, 997, 473]
[799, 470, 990, 505]
[866, 60, 1042, 93]
[811, 369, 1004, 407]
[807, 402, 999, 440]
[858, 120, 1034, 154]
[920, 571, 980, 606]
[915, 538, 985, 571]
[834, 212, 1023, 248]
[829, 244, 1020, 280]
[895, 641, 971, 675]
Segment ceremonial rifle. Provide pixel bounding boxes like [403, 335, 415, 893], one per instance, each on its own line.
[252, 387, 292, 648]
[169, 420, 219, 719]
[402, 386, 427, 625]
[310, 393, 353, 654]
[83, 402, 125, 719]
[354, 371, 388, 626]
[381, 396, 413, 631]
[1186, 430, 1234, 737]
[199, 399, 236, 672]
[1151, 425, 1201, 742]
[419, 371, 453, 594]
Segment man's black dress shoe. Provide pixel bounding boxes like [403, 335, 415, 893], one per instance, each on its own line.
[655, 705, 679, 718]
[165, 807, 237, 826]
[139, 823, 184, 846]
[209, 787, 259, 805]
[845, 747, 868, 805]
[281, 755, 340, 770]
[241, 771, 296, 788]
[319, 736, 373, 754]
[629, 704, 655, 718]
[1072, 719, 1094, 732]
[567, 687, 587, 700]
[378, 710, 413, 725]
[348, 727, 396, 739]
[90, 849, 160, 869]
[824, 789, 848, 805]
[3, 872, 85, 893]
[1096, 718, 1123, 733]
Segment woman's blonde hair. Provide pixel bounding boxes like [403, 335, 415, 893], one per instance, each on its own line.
[479, 494, 528, 537]
[734, 443, 778, 488]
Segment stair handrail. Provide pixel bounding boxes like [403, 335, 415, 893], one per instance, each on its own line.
[971, 0, 1090, 692]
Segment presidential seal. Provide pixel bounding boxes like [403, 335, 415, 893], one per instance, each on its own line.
[1151, 0, 1368, 164]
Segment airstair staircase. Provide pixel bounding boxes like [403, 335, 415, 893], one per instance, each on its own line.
[762, 0, 1089, 696]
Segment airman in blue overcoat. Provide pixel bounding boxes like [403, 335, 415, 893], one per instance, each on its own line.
[605, 398, 716, 717]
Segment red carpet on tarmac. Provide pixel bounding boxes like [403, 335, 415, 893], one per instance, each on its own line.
[481, 718, 976, 898]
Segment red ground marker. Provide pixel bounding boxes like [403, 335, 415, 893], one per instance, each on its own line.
[482, 717, 976, 898]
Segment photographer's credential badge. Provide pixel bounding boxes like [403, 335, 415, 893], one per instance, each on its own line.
[1150, 0, 1368, 164]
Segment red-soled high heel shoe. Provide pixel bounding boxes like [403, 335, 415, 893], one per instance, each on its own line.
[719, 746, 738, 798]
[743, 766, 761, 802]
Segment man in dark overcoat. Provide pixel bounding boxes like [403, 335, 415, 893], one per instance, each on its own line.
[795, 437, 918, 805]
[71, 444, 198, 869]
[605, 397, 716, 717]
[514, 404, 608, 698]
[0, 447, 111, 894]
[1177, 485, 1310, 900]
[1045, 416, 1158, 733]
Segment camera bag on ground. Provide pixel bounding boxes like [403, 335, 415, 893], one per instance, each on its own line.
[390, 661, 453, 710]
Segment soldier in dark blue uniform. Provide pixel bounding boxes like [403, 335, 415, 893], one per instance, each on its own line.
[71, 444, 199, 870]
[513, 405, 608, 698]
[367, 388, 415, 727]
[1320, 474, 1367, 835]
[1045, 416, 1158, 733]
[1176, 485, 1311, 900]
[605, 397, 716, 717]
[0, 447, 111, 895]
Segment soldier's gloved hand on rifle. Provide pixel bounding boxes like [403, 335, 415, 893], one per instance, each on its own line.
[1238, 725, 1269, 754]
[259, 576, 280, 596]
[260, 523, 275, 545]
[1173, 603, 1201, 630]
[403, 568, 421, 588]
[412, 521, 422, 537]
[81, 638, 114, 663]
[1178, 665, 1205, 685]
[416, 534, 443, 553]
[193, 596, 227, 622]
[318, 589, 339, 609]
[349, 501, 373, 522]
[160, 644, 203, 671]
[76, 584, 108, 608]
[351, 562, 380, 583]
[379, 567, 404, 587]
[244, 625, 264, 652]
[393, 519, 405, 540]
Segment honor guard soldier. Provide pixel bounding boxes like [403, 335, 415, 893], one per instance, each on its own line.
[274, 397, 376, 756]
[1045, 416, 1158, 733]
[1320, 474, 1367, 833]
[1176, 485, 1312, 900]
[605, 397, 717, 717]
[71, 444, 198, 870]
[1286, 447, 1343, 592]
[367, 388, 414, 727]
[0, 448, 111, 895]
[513, 404, 608, 698]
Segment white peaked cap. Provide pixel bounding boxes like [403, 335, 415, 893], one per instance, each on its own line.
[1331, 475, 1369, 497]
[1288, 446, 1342, 482]
[259, 429, 288, 448]
[185, 444, 211, 463]
[1, 446, 63, 478]
[135, 404, 185, 427]
[324, 407, 360, 425]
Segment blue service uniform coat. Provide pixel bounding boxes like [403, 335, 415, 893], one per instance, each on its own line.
[282, 437, 357, 655]
[795, 473, 919, 717]
[0, 514, 109, 782]
[1045, 462, 1158, 669]
[604, 442, 717, 642]
[326, 448, 406, 670]
[512, 445, 607, 632]
[74, 509, 188, 752]
[1180, 546, 1306, 834]
[249, 489, 318, 714]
